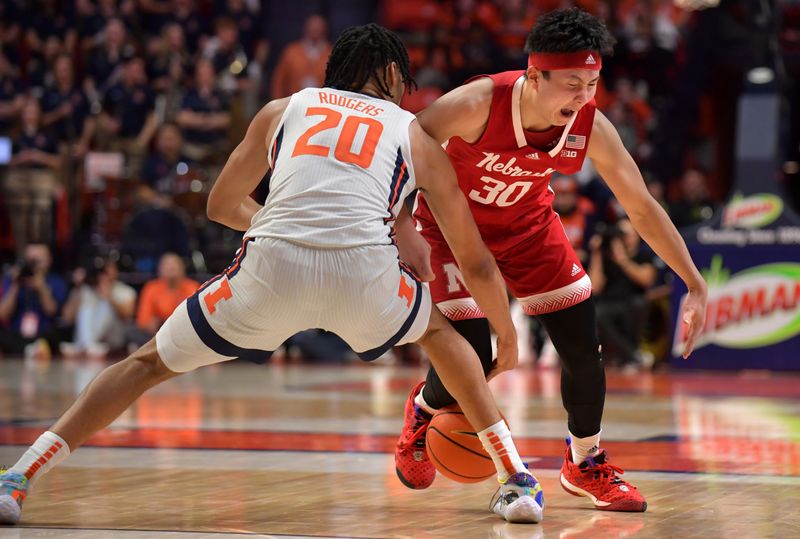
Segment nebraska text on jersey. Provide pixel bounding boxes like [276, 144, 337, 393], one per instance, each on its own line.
[477, 153, 556, 177]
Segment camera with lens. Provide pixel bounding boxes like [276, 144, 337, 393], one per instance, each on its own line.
[593, 222, 624, 252]
[17, 261, 36, 281]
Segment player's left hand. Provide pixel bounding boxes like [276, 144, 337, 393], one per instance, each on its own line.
[681, 287, 707, 358]
[395, 215, 435, 281]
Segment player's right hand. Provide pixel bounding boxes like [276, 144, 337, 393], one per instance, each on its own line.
[487, 331, 518, 382]
[681, 286, 707, 359]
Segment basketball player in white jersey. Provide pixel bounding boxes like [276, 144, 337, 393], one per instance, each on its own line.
[0, 25, 544, 525]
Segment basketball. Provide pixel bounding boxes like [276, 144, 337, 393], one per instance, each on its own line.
[427, 405, 506, 483]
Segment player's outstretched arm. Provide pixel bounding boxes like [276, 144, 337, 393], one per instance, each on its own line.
[588, 110, 707, 357]
[409, 120, 518, 376]
[207, 97, 289, 231]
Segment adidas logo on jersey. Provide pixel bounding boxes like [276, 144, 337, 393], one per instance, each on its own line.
[525, 152, 540, 160]
[570, 263, 582, 277]
[585, 54, 596, 65]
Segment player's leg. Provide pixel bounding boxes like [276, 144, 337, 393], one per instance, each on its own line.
[344, 252, 543, 523]
[0, 338, 179, 525]
[392, 228, 501, 488]
[421, 317, 494, 410]
[1, 238, 279, 526]
[538, 298, 646, 512]
[416, 307, 543, 523]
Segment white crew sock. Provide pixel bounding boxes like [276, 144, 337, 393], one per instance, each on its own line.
[570, 430, 601, 464]
[8, 431, 71, 488]
[477, 420, 529, 482]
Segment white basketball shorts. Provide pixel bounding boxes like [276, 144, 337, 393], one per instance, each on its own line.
[156, 237, 432, 372]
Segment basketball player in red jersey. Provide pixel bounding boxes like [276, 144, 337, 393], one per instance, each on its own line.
[394, 8, 707, 512]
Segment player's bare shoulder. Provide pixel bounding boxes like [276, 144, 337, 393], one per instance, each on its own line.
[253, 97, 291, 149]
[416, 77, 493, 145]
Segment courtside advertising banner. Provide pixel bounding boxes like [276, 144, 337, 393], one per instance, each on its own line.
[672, 193, 800, 370]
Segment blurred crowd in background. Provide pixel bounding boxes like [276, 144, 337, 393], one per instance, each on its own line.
[1, 0, 798, 369]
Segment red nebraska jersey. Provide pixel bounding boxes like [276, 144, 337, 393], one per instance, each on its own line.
[415, 70, 596, 251]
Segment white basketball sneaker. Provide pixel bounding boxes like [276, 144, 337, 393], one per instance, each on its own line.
[490, 471, 545, 523]
[0, 470, 29, 525]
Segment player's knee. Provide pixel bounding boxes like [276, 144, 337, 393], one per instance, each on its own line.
[127, 338, 179, 384]
[417, 323, 446, 350]
[558, 337, 603, 378]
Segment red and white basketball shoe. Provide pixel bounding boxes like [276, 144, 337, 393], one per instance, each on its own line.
[395, 381, 436, 489]
[560, 440, 647, 512]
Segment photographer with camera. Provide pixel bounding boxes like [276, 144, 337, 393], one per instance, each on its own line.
[588, 218, 658, 369]
[0, 243, 67, 357]
[60, 257, 137, 359]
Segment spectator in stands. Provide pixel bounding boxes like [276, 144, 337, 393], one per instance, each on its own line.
[147, 23, 191, 96]
[75, 0, 121, 54]
[41, 55, 95, 160]
[139, 122, 192, 198]
[606, 100, 642, 161]
[3, 99, 62, 249]
[168, 0, 206, 55]
[0, 243, 68, 357]
[24, 0, 77, 72]
[202, 17, 249, 95]
[121, 201, 192, 274]
[0, 1, 23, 66]
[99, 56, 158, 176]
[645, 176, 669, 213]
[222, 0, 261, 56]
[270, 14, 331, 99]
[669, 168, 717, 228]
[552, 175, 596, 265]
[415, 45, 452, 91]
[588, 218, 657, 369]
[86, 17, 136, 93]
[138, 0, 173, 38]
[25, 33, 65, 91]
[177, 59, 231, 162]
[454, 22, 502, 83]
[127, 253, 198, 347]
[0, 52, 24, 136]
[61, 257, 136, 358]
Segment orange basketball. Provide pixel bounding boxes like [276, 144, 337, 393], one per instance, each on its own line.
[427, 405, 505, 483]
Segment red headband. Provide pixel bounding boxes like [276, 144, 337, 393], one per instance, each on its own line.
[528, 51, 602, 71]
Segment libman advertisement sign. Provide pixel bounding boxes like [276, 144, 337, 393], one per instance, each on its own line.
[672, 255, 800, 370]
[696, 193, 800, 246]
[721, 193, 783, 229]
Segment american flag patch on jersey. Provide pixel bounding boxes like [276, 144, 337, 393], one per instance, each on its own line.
[565, 134, 586, 149]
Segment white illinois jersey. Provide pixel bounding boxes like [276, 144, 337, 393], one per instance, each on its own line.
[247, 87, 418, 248]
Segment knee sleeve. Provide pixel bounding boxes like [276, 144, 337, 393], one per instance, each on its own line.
[539, 298, 606, 438]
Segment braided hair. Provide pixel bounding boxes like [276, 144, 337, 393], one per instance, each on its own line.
[324, 23, 417, 99]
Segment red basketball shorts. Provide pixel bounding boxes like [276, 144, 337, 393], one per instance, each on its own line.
[420, 215, 592, 320]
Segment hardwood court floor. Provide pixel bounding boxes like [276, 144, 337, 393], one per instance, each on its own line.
[1, 358, 799, 538]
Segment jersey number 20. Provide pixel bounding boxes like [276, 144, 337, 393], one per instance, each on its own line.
[292, 107, 384, 168]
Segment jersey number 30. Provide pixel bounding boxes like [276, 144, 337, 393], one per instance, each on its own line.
[292, 107, 384, 168]
[468, 176, 532, 207]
